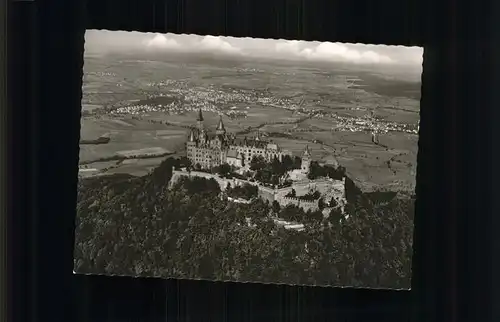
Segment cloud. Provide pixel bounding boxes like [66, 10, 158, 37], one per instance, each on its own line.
[199, 35, 241, 54]
[86, 30, 422, 67]
[144, 34, 181, 50]
[274, 41, 394, 64]
[142, 34, 242, 56]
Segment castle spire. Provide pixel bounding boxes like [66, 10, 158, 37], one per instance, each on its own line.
[189, 129, 195, 142]
[216, 115, 225, 131]
[216, 115, 226, 137]
[197, 108, 204, 122]
[196, 108, 205, 132]
[303, 145, 311, 157]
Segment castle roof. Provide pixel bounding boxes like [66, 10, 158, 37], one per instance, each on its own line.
[216, 115, 225, 132]
[227, 149, 241, 159]
[266, 142, 279, 150]
[232, 137, 268, 149]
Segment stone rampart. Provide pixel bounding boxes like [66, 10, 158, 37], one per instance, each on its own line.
[170, 170, 345, 214]
[170, 170, 234, 191]
[276, 196, 319, 212]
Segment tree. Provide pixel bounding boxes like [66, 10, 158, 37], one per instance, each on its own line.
[272, 200, 281, 214]
[307, 161, 323, 179]
[308, 210, 324, 223]
[326, 207, 341, 223]
[285, 189, 296, 198]
[293, 156, 302, 169]
[75, 156, 414, 289]
[318, 198, 325, 210]
[282, 155, 294, 171]
[226, 183, 258, 200]
[178, 156, 192, 169]
[250, 155, 266, 171]
[218, 163, 232, 176]
[280, 204, 302, 222]
[271, 157, 283, 175]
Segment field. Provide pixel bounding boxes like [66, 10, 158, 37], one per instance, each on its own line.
[79, 53, 421, 192]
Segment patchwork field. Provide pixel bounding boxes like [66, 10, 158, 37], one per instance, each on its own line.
[79, 117, 187, 163]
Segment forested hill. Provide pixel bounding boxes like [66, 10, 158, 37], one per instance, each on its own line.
[74, 157, 415, 289]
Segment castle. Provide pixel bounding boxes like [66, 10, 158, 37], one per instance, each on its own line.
[186, 109, 312, 171]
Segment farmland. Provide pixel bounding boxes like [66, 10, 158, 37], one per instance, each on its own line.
[79, 53, 420, 192]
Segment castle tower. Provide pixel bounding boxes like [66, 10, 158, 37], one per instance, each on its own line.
[301, 145, 311, 174]
[199, 128, 207, 145]
[186, 129, 197, 162]
[216, 115, 226, 136]
[197, 108, 204, 131]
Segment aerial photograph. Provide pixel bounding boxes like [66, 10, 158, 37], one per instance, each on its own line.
[74, 30, 422, 289]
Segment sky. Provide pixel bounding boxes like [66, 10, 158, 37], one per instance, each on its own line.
[85, 30, 423, 70]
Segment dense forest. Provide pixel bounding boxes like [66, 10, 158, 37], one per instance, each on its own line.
[74, 157, 414, 289]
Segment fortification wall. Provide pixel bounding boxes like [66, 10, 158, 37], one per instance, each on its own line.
[170, 171, 345, 214]
[258, 187, 275, 204]
[290, 178, 344, 195]
[171, 170, 235, 191]
[172, 171, 266, 193]
[169, 171, 185, 187]
[301, 202, 319, 212]
[276, 196, 319, 212]
[235, 179, 259, 187]
[278, 196, 300, 207]
[274, 186, 294, 198]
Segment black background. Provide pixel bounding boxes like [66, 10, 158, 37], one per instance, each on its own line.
[6, 0, 498, 321]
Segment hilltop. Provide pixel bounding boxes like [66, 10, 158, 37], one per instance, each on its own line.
[75, 156, 414, 288]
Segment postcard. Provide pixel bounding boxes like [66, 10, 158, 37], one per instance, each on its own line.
[74, 30, 422, 289]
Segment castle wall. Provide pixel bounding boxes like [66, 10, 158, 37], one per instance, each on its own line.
[171, 170, 260, 192]
[170, 170, 233, 191]
[229, 144, 289, 165]
[186, 143, 223, 170]
[289, 178, 345, 196]
[170, 170, 345, 214]
[276, 196, 319, 212]
[274, 186, 294, 198]
[257, 186, 275, 204]
[226, 156, 242, 168]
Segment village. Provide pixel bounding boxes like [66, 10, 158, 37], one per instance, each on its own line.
[85, 76, 418, 136]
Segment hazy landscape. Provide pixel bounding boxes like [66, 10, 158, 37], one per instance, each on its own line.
[80, 48, 420, 192]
